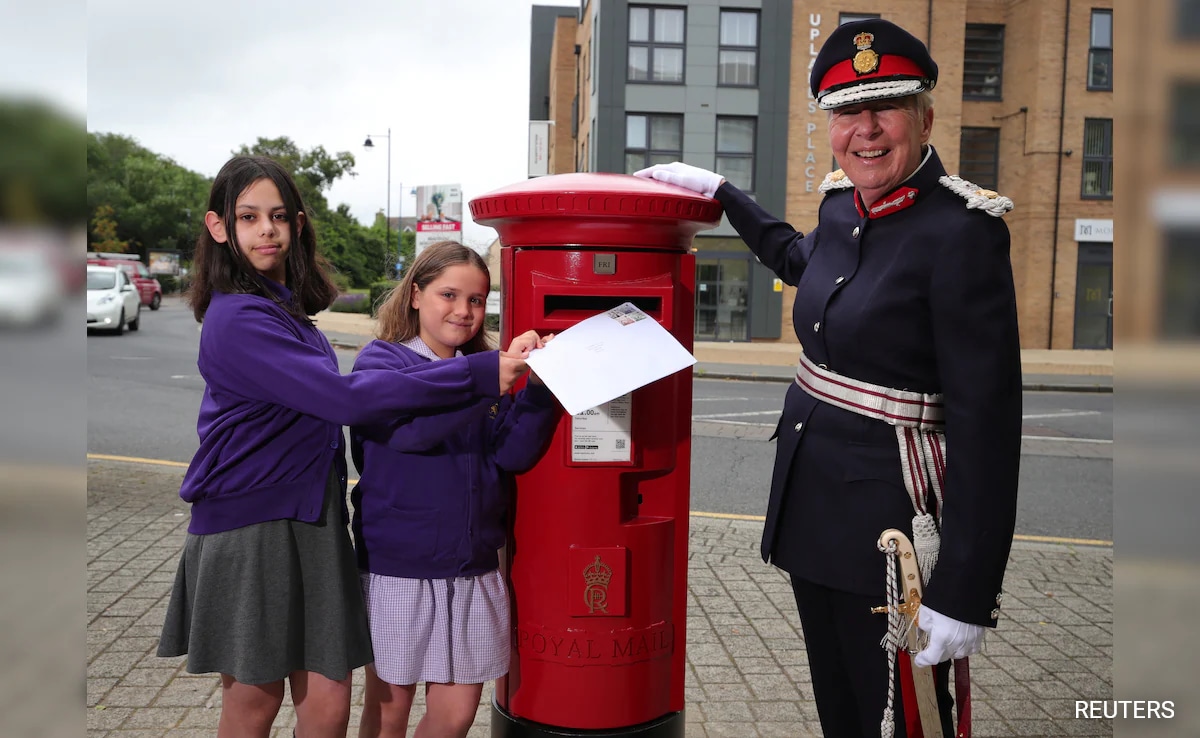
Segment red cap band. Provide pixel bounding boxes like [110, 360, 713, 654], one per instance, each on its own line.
[818, 55, 929, 97]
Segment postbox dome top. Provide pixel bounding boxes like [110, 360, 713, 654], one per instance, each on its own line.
[468, 172, 723, 250]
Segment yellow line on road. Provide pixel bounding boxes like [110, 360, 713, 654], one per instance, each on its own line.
[88, 453, 189, 468]
[690, 510, 771, 522]
[87, 454, 1114, 546]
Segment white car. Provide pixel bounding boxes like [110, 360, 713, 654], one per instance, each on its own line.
[87, 265, 140, 334]
[0, 246, 65, 328]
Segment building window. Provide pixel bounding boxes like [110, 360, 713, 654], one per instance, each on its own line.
[839, 12, 881, 24]
[719, 11, 758, 87]
[1089, 10, 1113, 90]
[628, 6, 685, 83]
[1181, 0, 1200, 39]
[1170, 83, 1200, 167]
[1162, 230, 1200, 338]
[963, 25, 1004, 100]
[959, 128, 1001, 190]
[1082, 119, 1113, 199]
[716, 117, 756, 191]
[625, 114, 683, 173]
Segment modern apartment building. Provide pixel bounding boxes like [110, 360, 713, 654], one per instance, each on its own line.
[530, 0, 1113, 349]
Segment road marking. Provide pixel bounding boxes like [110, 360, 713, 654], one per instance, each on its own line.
[693, 410, 781, 419]
[87, 453, 1112, 546]
[1022, 410, 1102, 420]
[1022, 435, 1112, 444]
[691, 510, 771, 522]
[694, 397, 752, 402]
[87, 453, 188, 468]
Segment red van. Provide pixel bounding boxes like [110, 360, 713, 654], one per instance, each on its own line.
[85, 252, 163, 310]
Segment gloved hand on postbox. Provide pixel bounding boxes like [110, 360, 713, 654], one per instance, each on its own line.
[634, 162, 726, 198]
[913, 604, 986, 667]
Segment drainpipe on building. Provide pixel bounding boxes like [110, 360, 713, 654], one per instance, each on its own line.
[926, 0, 933, 51]
[1047, 0, 1072, 348]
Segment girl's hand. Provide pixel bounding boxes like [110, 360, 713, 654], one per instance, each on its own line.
[499, 353, 531, 394]
[506, 330, 544, 357]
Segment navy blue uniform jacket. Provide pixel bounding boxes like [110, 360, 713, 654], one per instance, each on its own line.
[715, 147, 1022, 627]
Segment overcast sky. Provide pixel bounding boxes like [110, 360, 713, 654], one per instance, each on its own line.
[76, 0, 576, 247]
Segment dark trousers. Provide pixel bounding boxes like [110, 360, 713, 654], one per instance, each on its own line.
[790, 575, 954, 738]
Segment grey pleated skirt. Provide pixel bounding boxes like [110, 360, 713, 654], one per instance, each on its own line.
[157, 467, 373, 685]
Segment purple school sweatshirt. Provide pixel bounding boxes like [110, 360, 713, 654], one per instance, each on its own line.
[179, 284, 501, 535]
[350, 340, 559, 579]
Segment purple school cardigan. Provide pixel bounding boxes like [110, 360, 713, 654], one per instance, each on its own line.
[350, 340, 559, 579]
[179, 282, 501, 534]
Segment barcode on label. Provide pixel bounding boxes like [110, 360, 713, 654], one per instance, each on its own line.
[615, 439, 626, 450]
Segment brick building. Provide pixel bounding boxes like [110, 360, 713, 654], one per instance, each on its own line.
[530, 0, 1113, 348]
[1117, 0, 1200, 343]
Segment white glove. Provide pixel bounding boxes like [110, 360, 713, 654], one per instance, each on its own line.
[633, 162, 725, 198]
[913, 605, 986, 667]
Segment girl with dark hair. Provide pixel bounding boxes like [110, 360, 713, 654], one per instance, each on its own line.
[157, 161, 533, 738]
[350, 241, 559, 738]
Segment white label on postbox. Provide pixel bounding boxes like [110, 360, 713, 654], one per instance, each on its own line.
[570, 393, 632, 463]
[593, 253, 616, 275]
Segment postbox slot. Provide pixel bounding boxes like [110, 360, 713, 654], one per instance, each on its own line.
[543, 295, 662, 321]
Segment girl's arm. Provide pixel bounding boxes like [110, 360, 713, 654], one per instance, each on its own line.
[353, 396, 495, 455]
[491, 381, 559, 473]
[199, 301, 500, 427]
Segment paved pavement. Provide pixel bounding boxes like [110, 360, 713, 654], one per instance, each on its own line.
[86, 471, 1113, 737]
[85, 304, 1115, 736]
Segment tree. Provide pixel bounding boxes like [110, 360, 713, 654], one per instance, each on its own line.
[233, 137, 356, 216]
[87, 132, 210, 258]
[89, 205, 130, 252]
[86, 132, 389, 284]
[0, 99, 87, 225]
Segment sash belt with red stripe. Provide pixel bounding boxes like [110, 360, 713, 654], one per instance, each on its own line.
[793, 351, 973, 738]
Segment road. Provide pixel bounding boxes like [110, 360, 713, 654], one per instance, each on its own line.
[86, 298, 1113, 543]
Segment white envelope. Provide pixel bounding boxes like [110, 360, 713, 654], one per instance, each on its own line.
[524, 302, 697, 416]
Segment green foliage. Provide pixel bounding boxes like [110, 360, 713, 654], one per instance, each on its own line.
[369, 280, 398, 317]
[87, 132, 394, 287]
[90, 204, 131, 252]
[316, 204, 390, 288]
[233, 137, 355, 216]
[154, 274, 181, 294]
[0, 100, 87, 225]
[87, 132, 210, 259]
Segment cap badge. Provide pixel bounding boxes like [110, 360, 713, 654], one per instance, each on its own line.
[852, 31, 880, 75]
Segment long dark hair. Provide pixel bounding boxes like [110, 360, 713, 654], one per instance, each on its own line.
[375, 240, 494, 355]
[187, 155, 337, 323]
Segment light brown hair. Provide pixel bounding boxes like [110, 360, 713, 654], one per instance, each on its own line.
[375, 240, 494, 354]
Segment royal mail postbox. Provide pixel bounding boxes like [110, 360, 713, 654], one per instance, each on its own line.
[469, 173, 722, 738]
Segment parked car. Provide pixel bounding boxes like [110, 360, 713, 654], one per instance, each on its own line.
[0, 246, 65, 329]
[86, 265, 140, 334]
[86, 252, 162, 310]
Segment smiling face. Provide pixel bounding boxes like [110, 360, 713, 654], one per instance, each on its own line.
[204, 177, 302, 284]
[828, 96, 933, 208]
[411, 263, 490, 359]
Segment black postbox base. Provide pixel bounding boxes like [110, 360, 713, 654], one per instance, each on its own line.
[491, 696, 684, 738]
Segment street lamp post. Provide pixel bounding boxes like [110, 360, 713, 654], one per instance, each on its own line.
[363, 129, 397, 275]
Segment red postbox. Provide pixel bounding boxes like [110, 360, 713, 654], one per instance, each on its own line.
[469, 173, 721, 738]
